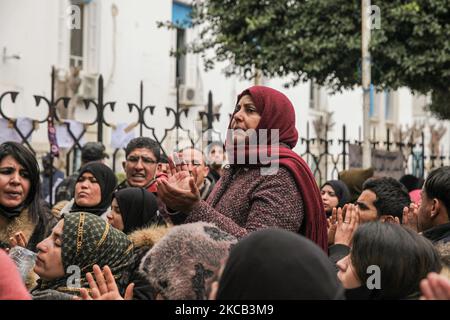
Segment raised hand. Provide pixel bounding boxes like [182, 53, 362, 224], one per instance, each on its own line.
[157, 172, 201, 213]
[78, 265, 134, 300]
[420, 272, 450, 300]
[379, 215, 398, 224]
[334, 204, 360, 247]
[402, 203, 419, 232]
[327, 207, 338, 245]
[166, 154, 193, 190]
[9, 231, 28, 248]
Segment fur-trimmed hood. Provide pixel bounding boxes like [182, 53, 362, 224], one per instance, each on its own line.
[0, 208, 41, 290]
[128, 224, 171, 249]
[139, 222, 237, 300]
[435, 241, 450, 279]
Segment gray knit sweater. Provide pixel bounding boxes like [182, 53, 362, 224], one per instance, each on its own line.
[184, 166, 304, 239]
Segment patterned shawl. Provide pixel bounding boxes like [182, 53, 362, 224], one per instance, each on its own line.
[32, 212, 133, 296]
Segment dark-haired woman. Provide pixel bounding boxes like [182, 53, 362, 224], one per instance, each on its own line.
[321, 180, 351, 217]
[105, 187, 166, 300]
[106, 187, 158, 234]
[336, 222, 442, 299]
[0, 142, 57, 252]
[59, 162, 117, 217]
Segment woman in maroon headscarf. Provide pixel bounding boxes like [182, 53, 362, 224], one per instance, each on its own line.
[157, 86, 328, 251]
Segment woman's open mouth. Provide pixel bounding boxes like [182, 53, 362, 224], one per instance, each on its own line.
[4, 191, 22, 200]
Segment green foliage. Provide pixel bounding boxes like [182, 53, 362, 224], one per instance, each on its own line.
[160, 0, 450, 118]
[428, 89, 450, 119]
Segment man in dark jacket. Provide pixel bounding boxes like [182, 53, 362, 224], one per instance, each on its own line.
[116, 137, 168, 226]
[419, 166, 450, 244]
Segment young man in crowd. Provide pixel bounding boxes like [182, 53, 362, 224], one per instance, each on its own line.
[117, 137, 161, 193]
[355, 177, 411, 223]
[329, 177, 411, 265]
[404, 166, 450, 244]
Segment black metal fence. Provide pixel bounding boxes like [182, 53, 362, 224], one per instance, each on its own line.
[0, 66, 221, 205]
[298, 121, 449, 186]
[1, 66, 449, 205]
[1, 68, 222, 158]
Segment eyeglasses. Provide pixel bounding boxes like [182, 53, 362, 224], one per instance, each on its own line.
[173, 159, 203, 167]
[185, 160, 202, 167]
[126, 155, 157, 164]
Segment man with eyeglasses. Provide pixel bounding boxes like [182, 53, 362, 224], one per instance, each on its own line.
[117, 137, 163, 193]
[115, 137, 169, 229]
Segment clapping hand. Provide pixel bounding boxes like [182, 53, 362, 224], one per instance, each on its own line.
[157, 153, 201, 212]
[327, 207, 339, 245]
[420, 272, 450, 300]
[9, 231, 27, 248]
[76, 265, 134, 300]
[334, 204, 360, 247]
[402, 203, 419, 232]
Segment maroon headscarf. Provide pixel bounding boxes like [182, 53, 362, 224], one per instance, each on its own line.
[226, 86, 328, 251]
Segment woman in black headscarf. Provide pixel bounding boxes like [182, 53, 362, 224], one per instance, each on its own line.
[321, 180, 351, 217]
[60, 162, 117, 217]
[106, 187, 158, 234]
[215, 228, 345, 300]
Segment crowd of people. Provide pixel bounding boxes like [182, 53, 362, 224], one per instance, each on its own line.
[1, 85, 449, 300]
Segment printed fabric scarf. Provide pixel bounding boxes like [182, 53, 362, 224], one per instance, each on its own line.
[32, 212, 133, 296]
